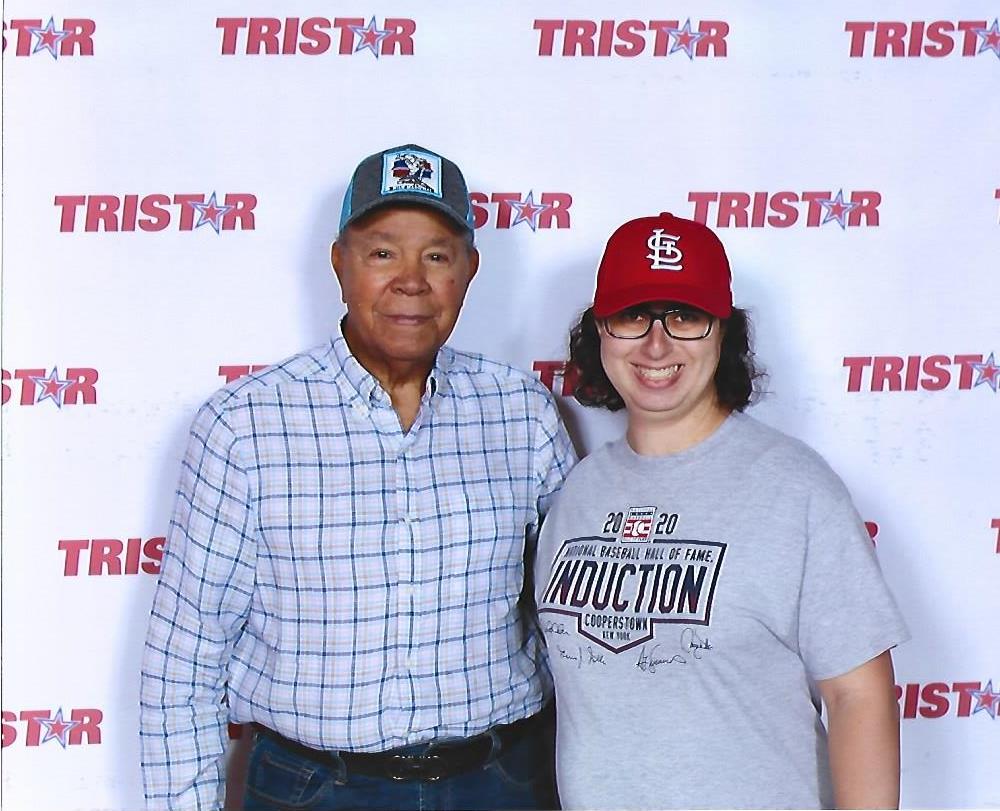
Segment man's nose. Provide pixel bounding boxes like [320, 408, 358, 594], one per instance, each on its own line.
[392, 255, 431, 293]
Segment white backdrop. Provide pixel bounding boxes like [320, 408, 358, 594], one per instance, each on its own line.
[2, 2, 998, 809]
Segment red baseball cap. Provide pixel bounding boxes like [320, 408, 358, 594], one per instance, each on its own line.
[592, 212, 733, 319]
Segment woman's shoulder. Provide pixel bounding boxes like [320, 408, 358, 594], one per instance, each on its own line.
[730, 412, 850, 498]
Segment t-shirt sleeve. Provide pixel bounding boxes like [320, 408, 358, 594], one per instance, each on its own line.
[797, 496, 910, 682]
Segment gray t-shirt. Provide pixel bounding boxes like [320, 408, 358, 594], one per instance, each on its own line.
[535, 412, 908, 810]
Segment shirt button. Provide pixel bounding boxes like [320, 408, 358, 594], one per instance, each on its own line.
[352, 401, 368, 416]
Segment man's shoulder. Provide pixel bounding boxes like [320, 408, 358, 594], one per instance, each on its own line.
[203, 341, 339, 415]
[443, 346, 552, 400]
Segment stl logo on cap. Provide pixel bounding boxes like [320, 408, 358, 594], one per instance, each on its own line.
[647, 228, 683, 271]
[382, 149, 442, 198]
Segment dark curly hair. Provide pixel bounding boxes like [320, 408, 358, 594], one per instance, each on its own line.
[568, 306, 764, 412]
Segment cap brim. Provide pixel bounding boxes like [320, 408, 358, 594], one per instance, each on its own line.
[593, 282, 732, 319]
[341, 195, 473, 236]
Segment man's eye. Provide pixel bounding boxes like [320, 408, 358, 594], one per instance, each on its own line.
[427, 252, 450, 263]
[371, 249, 392, 259]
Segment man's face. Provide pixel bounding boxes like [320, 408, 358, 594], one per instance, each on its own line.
[331, 206, 479, 380]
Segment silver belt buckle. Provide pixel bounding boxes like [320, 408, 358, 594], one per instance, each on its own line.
[387, 752, 444, 782]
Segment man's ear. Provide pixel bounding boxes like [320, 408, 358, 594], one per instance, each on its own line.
[330, 240, 347, 304]
[330, 239, 347, 294]
[467, 247, 480, 282]
[330, 239, 340, 273]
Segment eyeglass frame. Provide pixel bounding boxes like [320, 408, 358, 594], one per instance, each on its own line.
[599, 307, 717, 341]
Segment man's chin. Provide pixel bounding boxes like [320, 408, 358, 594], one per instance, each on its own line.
[379, 339, 444, 366]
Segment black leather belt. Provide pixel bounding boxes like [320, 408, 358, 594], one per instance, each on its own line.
[254, 708, 547, 783]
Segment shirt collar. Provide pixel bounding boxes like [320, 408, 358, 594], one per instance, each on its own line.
[331, 320, 454, 406]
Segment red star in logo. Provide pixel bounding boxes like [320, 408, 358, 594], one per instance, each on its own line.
[975, 19, 1000, 58]
[819, 190, 860, 229]
[189, 192, 235, 234]
[509, 192, 551, 232]
[39, 709, 80, 747]
[967, 680, 1000, 719]
[970, 352, 1000, 392]
[41, 377, 65, 398]
[29, 367, 72, 408]
[202, 200, 224, 223]
[665, 19, 706, 59]
[349, 17, 389, 58]
[27, 17, 69, 59]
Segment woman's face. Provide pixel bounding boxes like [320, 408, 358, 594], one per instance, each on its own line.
[599, 301, 725, 431]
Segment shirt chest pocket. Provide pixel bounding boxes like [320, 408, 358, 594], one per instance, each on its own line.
[432, 478, 533, 592]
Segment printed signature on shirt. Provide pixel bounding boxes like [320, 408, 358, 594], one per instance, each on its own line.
[558, 645, 607, 669]
[680, 627, 713, 660]
[635, 628, 713, 674]
[635, 645, 686, 674]
[543, 620, 569, 636]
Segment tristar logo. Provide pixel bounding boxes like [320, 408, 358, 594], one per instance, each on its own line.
[646, 229, 683, 270]
[532, 361, 578, 397]
[1, 708, 103, 747]
[54, 193, 256, 233]
[59, 537, 164, 576]
[843, 353, 999, 393]
[534, 18, 728, 58]
[621, 507, 657, 542]
[217, 16, 414, 57]
[539, 530, 725, 654]
[2, 367, 98, 407]
[470, 192, 572, 230]
[383, 149, 440, 197]
[896, 680, 999, 719]
[219, 364, 269, 384]
[689, 190, 880, 229]
[2, 17, 95, 58]
[846, 20, 1000, 58]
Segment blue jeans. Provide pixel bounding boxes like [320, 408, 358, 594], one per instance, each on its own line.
[242, 717, 558, 811]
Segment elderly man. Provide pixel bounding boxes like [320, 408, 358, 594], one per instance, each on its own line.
[140, 144, 576, 811]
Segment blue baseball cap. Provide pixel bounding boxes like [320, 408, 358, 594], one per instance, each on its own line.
[339, 143, 475, 236]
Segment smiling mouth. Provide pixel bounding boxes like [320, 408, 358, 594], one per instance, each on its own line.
[384, 314, 431, 323]
[634, 364, 682, 380]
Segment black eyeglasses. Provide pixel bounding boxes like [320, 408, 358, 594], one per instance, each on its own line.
[601, 307, 715, 340]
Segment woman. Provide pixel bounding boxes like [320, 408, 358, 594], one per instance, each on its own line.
[535, 212, 907, 810]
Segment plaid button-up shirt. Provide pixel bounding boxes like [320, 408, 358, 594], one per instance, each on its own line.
[139, 331, 577, 810]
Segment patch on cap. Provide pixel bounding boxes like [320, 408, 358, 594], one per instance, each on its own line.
[381, 149, 443, 198]
[646, 228, 684, 271]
